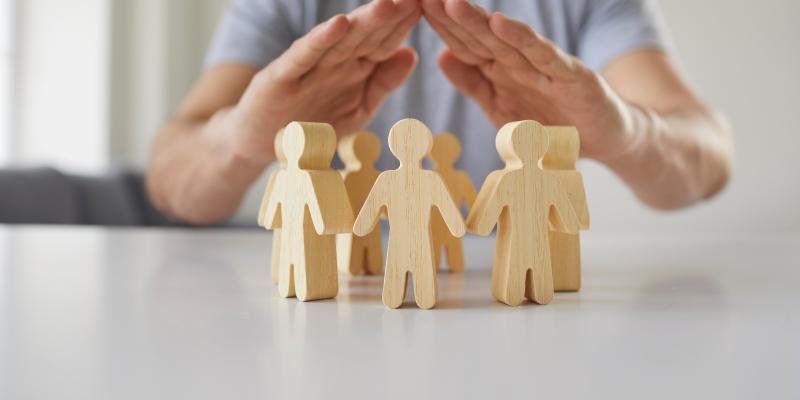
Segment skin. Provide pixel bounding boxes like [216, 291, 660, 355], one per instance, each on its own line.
[147, 0, 733, 224]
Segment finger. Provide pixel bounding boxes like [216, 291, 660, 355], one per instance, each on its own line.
[367, 7, 422, 62]
[421, 0, 490, 64]
[437, 49, 494, 112]
[489, 12, 581, 81]
[423, 0, 494, 59]
[424, 13, 484, 65]
[319, 0, 399, 67]
[443, 0, 528, 68]
[363, 48, 418, 114]
[269, 14, 350, 81]
[354, 0, 419, 59]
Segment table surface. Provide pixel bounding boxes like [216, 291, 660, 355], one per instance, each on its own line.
[1, 226, 798, 399]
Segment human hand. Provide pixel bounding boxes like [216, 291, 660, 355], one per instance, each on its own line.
[422, 0, 638, 161]
[222, 0, 421, 165]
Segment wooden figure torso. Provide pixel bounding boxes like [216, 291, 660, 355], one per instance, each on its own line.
[543, 127, 590, 292]
[381, 168, 441, 262]
[429, 132, 476, 272]
[494, 164, 571, 298]
[337, 132, 384, 275]
[353, 119, 466, 309]
[467, 120, 580, 306]
[261, 122, 353, 302]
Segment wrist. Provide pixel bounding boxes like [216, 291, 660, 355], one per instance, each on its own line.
[206, 107, 271, 186]
[592, 101, 657, 170]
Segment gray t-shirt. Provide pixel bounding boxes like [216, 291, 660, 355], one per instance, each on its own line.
[205, 0, 670, 224]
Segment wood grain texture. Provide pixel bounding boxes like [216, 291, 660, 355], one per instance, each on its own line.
[258, 129, 286, 285]
[336, 132, 384, 276]
[261, 122, 353, 301]
[542, 127, 590, 292]
[353, 119, 466, 309]
[428, 132, 477, 272]
[466, 120, 580, 306]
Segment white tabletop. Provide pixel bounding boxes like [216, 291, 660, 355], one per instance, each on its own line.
[1, 226, 798, 399]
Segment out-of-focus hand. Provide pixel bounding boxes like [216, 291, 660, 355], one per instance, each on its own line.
[422, 0, 637, 161]
[222, 0, 421, 165]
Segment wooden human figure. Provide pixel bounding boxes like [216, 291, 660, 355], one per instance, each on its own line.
[353, 119, 466, 309]
[261, 122, 354, 301]
[258, 129, 287, 285]
[466, 120, 580, 306]
[336, 131, 384, 276]
[542, 127, 590, 292]
[428, 132, 477, 272]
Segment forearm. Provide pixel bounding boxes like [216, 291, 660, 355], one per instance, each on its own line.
[602, 103, 734, 210]
[146, 109, 270, 224]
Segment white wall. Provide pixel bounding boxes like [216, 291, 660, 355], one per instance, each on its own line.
[0, 0, 13, 164]
[16, 0, 110, 173]
[109, 0, 226, 167]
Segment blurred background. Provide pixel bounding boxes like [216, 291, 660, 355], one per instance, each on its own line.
[0, 0, 798, 233]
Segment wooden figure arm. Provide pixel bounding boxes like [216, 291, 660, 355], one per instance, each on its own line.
[460, 172, 478, 211]
[260, 174, 285, 230]
[466, 172, 506, 236]
[549, 186, 581, 234]
[353, 175, 388, 237]
[433, 177, 466, 238]
[306, 171, 355, 235]
[257, 171, 281, 228]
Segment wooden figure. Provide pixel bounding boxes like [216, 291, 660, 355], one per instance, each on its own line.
[542, 127, 590, 292]
[258, 129, 287, 285]
[353, 119, 466, 309]
[336, 131, 384, 276]
[261, 122, 354, 301]
[466, 120, 580, 306]
[428, 132, 477, 272]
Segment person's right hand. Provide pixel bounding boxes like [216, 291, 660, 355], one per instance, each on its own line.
[218, 0, 421, 165]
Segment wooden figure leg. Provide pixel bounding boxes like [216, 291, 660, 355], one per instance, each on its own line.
[492, 261, 525, 306]
[412, 258, 438, 309]
[433, 240, 443, 272]
[336, 233, 351, 275]
[278, 256, 296, 299]
[431, 215, 445, 271]
[491, 235, 525, 306]
[363, 230, 384, 275]
[337, 233, 362, 275]
[277, 225, 297, 298]
[298, 233, 338, 301]
[444, 235, 464, 272]
[271, 228, 281, 284]
[551, 231, 582, 292]
[382, 246, 407, 308]
[492, 265, 526, 306]
[526, 239, 555, 305]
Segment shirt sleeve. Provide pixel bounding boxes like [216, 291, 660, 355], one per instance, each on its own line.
[204, 0, 301, 69]
[577, 0, 673, 71]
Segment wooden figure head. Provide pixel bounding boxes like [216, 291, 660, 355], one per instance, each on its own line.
[283, 122, 337, 170]
[429, 132, 461, 169]
[496, 120, 549, 168]
[338, 131, 381, 171]
[542, 127, 580, 170]
[274, 128, 287, 168]
[388, 118, 432, 167]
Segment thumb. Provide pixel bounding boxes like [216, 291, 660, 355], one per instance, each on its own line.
[363, 47, 418, 114]
[437, 48, 494, 111]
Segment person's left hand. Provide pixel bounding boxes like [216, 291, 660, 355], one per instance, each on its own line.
[421, 0, 638, 161]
